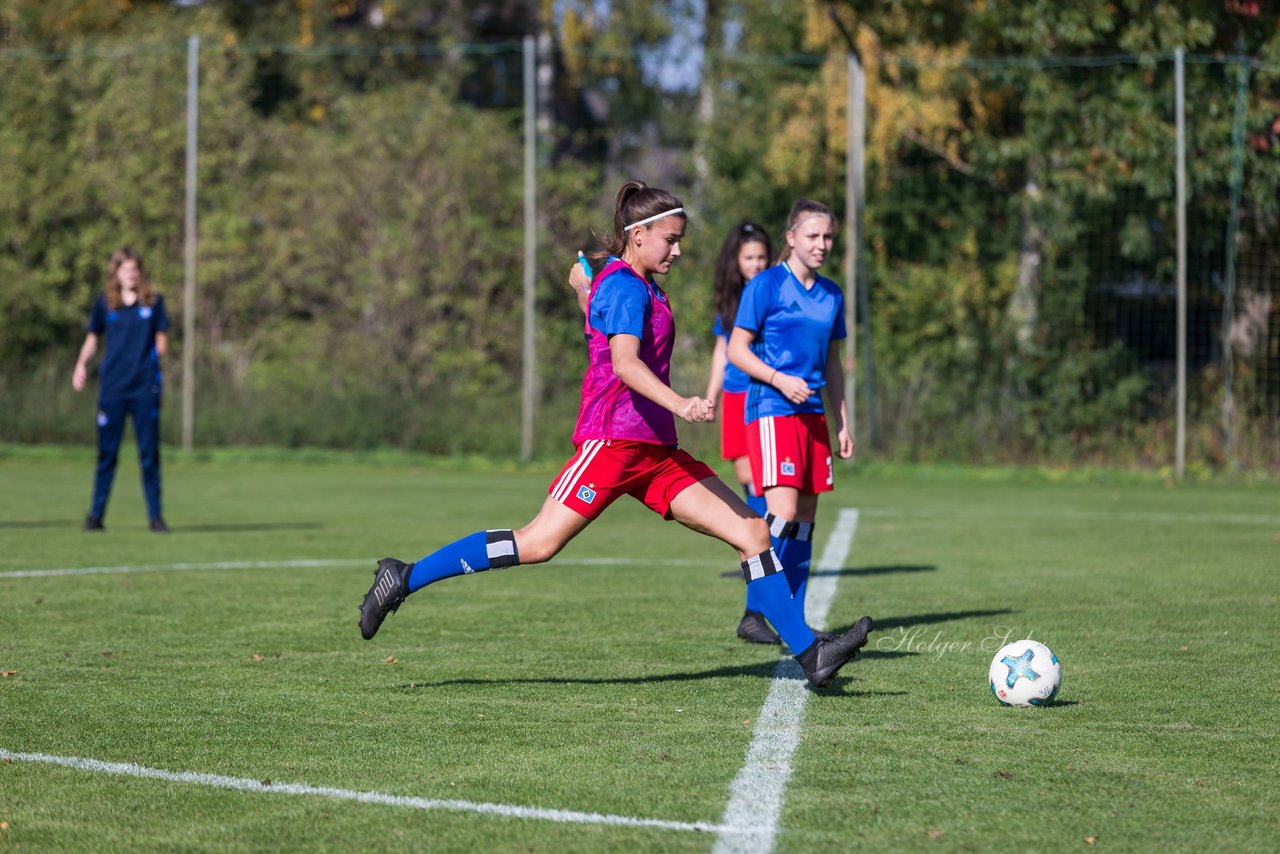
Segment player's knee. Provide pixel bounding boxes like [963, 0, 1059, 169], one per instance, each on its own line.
[743, 514, 771, 555]
[512, 529, 563, 565]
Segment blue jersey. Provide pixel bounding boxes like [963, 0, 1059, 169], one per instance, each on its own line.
[87, 294, 170, 401]
[712, 314, 750, 394]
[733, 264, 846, 423]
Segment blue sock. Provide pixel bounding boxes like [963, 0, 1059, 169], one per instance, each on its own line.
[740, 549, 816, 655]
[765, 513, 808, 602]
[740, 487, 770, 616]
[407, 529, 519, 593]
[777, 522, 814, 603]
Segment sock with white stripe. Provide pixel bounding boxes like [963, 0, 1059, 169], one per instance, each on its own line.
[407, 529, 520, 593]
[740, 548, 816, 655]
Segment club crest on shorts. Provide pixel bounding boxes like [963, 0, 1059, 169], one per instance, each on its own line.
[576, 484, 597, 504]
[780, 459, 796, 477]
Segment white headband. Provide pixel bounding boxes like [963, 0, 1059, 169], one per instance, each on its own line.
[623, 207, 685, 232]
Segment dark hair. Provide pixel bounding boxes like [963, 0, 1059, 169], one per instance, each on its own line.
[713, 222, 773, 328]
[105, 246, 158, 310]
[776, 198, 835, 263]
[590, 179, 686, 261]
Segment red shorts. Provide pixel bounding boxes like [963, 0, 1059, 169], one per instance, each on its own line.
[720, 390, 749, 461]
[549, 439, 718, 521]
[746, 413, 834, 496]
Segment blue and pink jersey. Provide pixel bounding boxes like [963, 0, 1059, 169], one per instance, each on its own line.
[572, 257, 679, 447]
[733, 263, 846, 424]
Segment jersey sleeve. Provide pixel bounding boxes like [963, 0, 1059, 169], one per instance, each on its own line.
[589, 273, 649, 338]
[712, 314, 726, 339]
[153, 295, 172, 333]
[733, 274, 775, 333]
[830, 284, 847, 341]
[87, 295, 107, 335]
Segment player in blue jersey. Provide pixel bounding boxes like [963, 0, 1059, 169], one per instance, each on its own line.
[702, 223, 782, 644]
[728, 199, 852, 635]
[72, 247, 171, 533]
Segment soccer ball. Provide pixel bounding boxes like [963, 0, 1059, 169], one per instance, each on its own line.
[988, 640, 1062, 707]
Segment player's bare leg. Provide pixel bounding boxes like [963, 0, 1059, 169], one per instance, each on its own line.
[360, 496, 591, 640]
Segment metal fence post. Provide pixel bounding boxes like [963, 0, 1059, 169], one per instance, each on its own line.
[182, 35, 199, 452]
[1175, 47, 1187, 479]
[520, 34, 537, 461]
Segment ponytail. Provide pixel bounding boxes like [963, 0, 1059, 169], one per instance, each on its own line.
[590, 180, 686, 261]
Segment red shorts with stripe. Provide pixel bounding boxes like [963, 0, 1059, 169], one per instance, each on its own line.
[548, 439, 718, 521]
[719, 390, 749, 460]
[746, 412, 834, 497]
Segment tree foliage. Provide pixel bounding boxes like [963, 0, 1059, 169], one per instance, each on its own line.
[1, 1, 1276, 464]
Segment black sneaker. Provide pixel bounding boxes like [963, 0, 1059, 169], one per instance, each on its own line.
[149, 517, 170, 533]
[359, 557, 413, 640]
[736, 610, 782, 645]
[795, 615, 874, 688]
[809, 626, 836, 642]
[84, 515, 104, 532]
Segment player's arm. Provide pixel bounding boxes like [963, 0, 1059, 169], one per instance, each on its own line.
[568, 251, 592, 315]
[72, 333, 99, 392]
[727, 326, 810, 405]
[823, 339, 853, 459]
[155, 331, 169, 358]
[609, 333, 712, 423]
[703, 335, 727, 420]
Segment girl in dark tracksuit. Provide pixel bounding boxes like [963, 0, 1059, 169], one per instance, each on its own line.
[72, 247, 171, 532]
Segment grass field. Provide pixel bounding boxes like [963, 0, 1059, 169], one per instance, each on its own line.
[1, 444, 1278, 852]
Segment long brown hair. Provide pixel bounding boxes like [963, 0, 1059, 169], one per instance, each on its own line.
[590, 180, 686, 262]
[776, 198, 835, 264]
[105, 246, 158, 310]
[713, 222, 772, 328]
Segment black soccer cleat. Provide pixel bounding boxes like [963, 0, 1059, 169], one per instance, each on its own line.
[795, 615, 874, 688]
[83, 515, 104, 532]
[359, 557, 413, 640]
[149, 517, 170, 533]
[736, 610, 782, 645]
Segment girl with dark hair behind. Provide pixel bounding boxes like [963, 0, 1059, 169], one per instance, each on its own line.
[703, 222, 781, 644]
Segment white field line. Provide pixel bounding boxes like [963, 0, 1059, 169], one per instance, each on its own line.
[0, 748, 735, 835]
[713, 508, 860, 854]
[0, 557, 709, 580]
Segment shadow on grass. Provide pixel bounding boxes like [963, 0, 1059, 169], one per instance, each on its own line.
[401, 660, 908, 694]
[718, 563, 937, 580]
[0, 518, 325, 533]
[812, 564, 937, 578]
[166, 521, 324, 534]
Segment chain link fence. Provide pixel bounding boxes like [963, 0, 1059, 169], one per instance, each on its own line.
[1, 37, 1275, 470]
